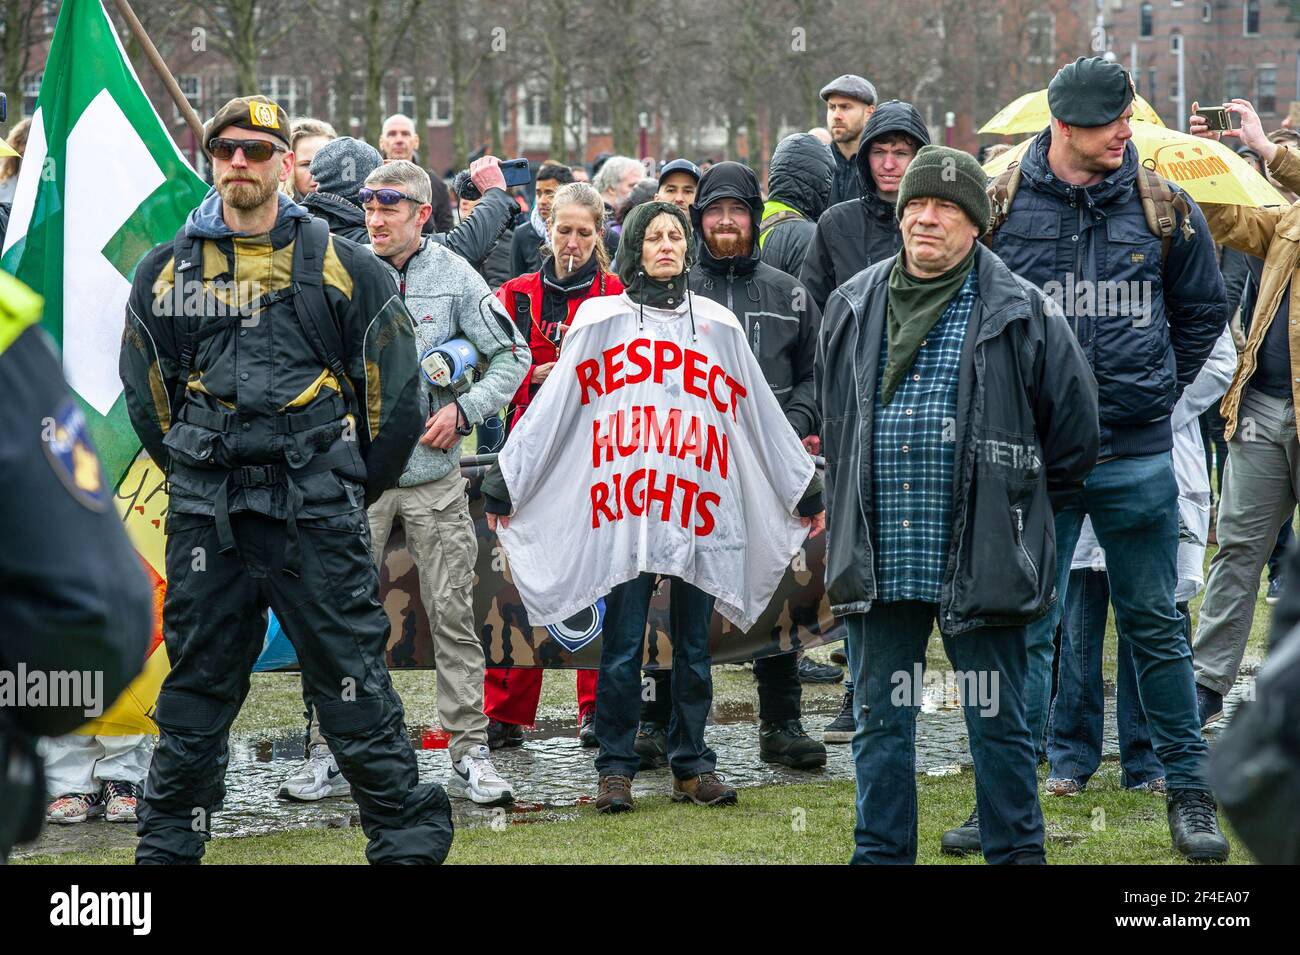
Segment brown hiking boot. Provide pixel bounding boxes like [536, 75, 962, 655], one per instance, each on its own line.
[672, 772, 738, 806]
[595, 775, 634, 813]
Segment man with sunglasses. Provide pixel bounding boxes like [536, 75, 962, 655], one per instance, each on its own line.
[120, 95, 454, 864]
[358, 159, 530, 806]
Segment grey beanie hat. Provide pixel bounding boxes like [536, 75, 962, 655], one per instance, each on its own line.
[309, 137, 383, 206]
[895, 145, 992, 236]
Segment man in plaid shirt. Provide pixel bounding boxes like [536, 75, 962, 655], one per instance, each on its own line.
[817, 146, 1098, 864]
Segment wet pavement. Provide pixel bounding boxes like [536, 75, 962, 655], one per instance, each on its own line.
[17, 670, 1254, 859]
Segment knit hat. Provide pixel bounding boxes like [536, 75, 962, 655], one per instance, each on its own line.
[614, 200, 694, 287]
[895, 145, 992, 236]
[204, 95, 290, 151]
[1048, 56, 1135, 127]
[309, 137, 383, 206]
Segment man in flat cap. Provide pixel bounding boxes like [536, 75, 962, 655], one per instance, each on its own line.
[940, 55, 1231, 863]
[121, 95, 455, 863]
[820, 74, 877, 206]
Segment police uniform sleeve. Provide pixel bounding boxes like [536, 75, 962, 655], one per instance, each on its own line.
[336, 245, 423, 503]
[0, 324, 151, 737]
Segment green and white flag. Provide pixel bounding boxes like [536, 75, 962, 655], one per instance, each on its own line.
[1, 0, 209, 485]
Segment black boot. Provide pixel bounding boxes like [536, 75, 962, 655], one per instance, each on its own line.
[823, 686, 856, 743]
[1167, 789, 1230, 862]
[487, 719, 523, 751]
[940, 806, 981, 856]
[759, 720, 827, 769]
[578, 709, 598, 748]
[633, 722, 668, 769]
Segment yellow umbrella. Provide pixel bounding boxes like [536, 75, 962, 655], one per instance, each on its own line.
[0, 138, 17, 158]
[980, 89, 1165, 135]
[981, 125, 1287, 207]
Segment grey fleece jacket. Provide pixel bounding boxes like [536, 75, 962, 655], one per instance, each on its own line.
[369, 236, 531, 487]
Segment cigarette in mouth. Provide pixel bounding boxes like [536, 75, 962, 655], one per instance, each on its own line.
[568, 255, 574, 272]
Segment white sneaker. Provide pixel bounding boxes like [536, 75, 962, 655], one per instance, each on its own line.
[447, 744, 514, 805]
[47, 792, 104, 824]
[277, 744, 351, 801]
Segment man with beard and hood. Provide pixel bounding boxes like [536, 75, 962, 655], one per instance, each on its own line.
[119, 96, 454, 864]
[759, 133, 834, 278]
[800, 100, 930, 315]
[625, 161, 830, 774]
[307, 136, 517, 273]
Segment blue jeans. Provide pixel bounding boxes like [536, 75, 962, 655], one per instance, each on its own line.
[1024, 453, 1209, 790]
[594, 574, 717, 780]
[844, 602, 1044, 864]
[1048, 569, 1165, 789]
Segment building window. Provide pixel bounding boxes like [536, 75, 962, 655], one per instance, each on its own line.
[587, 91, 611, 134]
[1026, 11, 1055, 64]
[1225, 67, 1245, 101]
[22, 72, 42, 115]
[1140, 2, 1154, 38]
[175, 75, 201, 122]
[397, 77, 415, 120]
[259, 75, 308, 117]
[426, 79, 452, 126]
[1202, 2, 1212, 23]
[1170, 31, 1182, 56]
[1257, 66, 1277, 113]
[1244, 0, 1260, 37]
[1147, 69, 1157, 102]
[523, 84, 549, 128]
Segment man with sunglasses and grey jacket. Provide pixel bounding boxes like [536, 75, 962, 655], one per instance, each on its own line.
[364, 160, 530, 804]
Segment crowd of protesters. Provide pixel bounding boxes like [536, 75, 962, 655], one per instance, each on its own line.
[11, 51, 1300, 866]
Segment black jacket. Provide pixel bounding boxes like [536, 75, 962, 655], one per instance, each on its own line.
[511, 219, 546, 277]
[120, 195, 423, 515]
[799, 101, 931, 312]
[689, 161, 821, 439]
[0, 202, 8, 249]
[829, 142, 861, 207]
[991, 132, 1229, 458]
[305, 187, 518, 273]
[817, 243, 1099, 633]
[759, 134, 833, 279]
[1, 321, 152, 738]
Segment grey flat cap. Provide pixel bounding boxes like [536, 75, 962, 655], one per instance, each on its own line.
[820, 74, 877, 106]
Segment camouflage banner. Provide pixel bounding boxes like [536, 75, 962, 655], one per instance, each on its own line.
[374, 463, 842, 669]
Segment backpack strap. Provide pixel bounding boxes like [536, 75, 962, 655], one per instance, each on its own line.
[1135, 165, 1196, 271]
[758, 209, 804, 249]
[169, 224, 204, 414]
[983, 163, 1022, 247]
[289, 216, 359, 418]
[510, 287, 533, 341]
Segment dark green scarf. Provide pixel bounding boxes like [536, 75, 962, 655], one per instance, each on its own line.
[882, 245, 976, 405]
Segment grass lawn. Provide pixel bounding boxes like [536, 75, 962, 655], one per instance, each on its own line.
[18, 762, 1252, 865]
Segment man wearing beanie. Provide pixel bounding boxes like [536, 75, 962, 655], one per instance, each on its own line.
[817, 144, 1099, 864]
[306, 138, 517, 272]
[960, 55, 1231, 862]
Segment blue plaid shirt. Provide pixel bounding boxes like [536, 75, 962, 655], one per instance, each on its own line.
[872, 267, 976, 603]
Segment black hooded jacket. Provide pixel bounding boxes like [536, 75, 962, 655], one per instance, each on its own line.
[799, 101, 930, 312]
[687, 161, 821, 439]
[759, 134, 834, 278]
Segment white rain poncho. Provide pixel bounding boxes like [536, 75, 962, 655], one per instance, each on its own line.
[496, 290, 815, 631]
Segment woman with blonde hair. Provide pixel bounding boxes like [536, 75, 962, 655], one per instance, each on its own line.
[0, 118, 33, 206]
[279, 117, 336, 201]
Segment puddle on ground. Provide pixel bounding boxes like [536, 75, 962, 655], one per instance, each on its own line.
[15, 673, 1254, 859]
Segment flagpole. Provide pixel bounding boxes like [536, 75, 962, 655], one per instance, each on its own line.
[109, 0, 206, 145]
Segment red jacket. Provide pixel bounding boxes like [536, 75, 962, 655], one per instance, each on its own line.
[497, 267, 623, 426]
